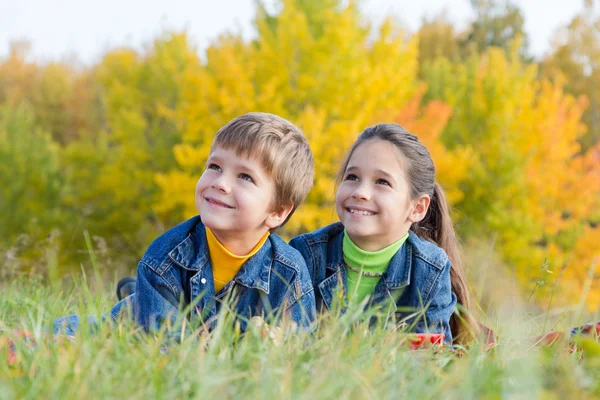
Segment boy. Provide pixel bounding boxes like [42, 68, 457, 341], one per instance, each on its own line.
[54, 112, 316, 334]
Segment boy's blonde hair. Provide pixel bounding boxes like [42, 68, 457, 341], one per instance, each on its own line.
[212, 112, 314, 228]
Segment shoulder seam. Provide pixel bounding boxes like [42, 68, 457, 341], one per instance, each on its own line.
[139, 260, 179, 296]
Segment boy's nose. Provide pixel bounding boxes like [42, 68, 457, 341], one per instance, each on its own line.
[211, 175, 232, 193]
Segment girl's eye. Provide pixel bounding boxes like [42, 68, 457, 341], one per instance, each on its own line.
[376, 179, 391, 186]
[239, 173, 254, 183]
[344, 174, 359, 181]
[207, 163, 222, 172]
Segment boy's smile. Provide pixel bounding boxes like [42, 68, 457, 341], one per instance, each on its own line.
[203, 195, 234, 209]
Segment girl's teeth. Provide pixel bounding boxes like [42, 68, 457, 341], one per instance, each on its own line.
[349, 209, 373, 216]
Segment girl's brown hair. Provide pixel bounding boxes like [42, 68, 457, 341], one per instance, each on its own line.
[338, 123, 477, 344]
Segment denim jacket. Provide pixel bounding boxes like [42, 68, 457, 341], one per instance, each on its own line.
[134, 216, 316, 332]
[289, 222, 456, 343]
[53, 216, 316, 336]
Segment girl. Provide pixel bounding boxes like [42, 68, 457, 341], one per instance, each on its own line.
[290, 123, 476, 344]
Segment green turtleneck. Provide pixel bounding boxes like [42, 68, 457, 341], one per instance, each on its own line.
[343, 230, 409, 304]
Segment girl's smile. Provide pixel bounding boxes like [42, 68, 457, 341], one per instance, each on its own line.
[345, 205, 376, 216]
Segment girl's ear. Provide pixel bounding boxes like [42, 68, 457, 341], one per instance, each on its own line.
[265, 202, 294, 229]
[408, 194, 430, 224]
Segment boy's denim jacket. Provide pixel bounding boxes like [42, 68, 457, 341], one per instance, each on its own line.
[289, 222, 456, 343]
[133, 216, 316, 332]
[53, 216, 316, 336]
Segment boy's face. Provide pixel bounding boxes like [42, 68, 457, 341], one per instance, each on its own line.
[195, 145, 287, 249]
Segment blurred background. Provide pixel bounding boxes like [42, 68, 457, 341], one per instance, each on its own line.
[1, 0, 599, 315]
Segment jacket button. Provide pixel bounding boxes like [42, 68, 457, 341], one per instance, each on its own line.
[201, 278, 207, 284]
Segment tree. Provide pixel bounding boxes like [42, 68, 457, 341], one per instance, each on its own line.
[0, 103, 66, 273]
[153, 0, 472, 239]
[460, 0, 530, 60]
[62, 33, 199, 264]
[423, 42, 600, 308]
[417, 14, 461, 68]
[0, 41, 101, 145]
[541, 0, 600, 150]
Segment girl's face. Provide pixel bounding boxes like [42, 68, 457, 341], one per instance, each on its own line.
[336, 139, 429, 251]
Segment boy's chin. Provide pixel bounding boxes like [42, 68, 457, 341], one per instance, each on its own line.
[199, 215, 227, 230]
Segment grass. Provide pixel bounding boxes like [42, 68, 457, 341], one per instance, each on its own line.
[1, 274, 600, 399]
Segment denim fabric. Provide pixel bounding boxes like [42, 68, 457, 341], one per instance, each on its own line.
[289, 222, 456, 343]
[52, 296, 133, 336]
[133, 216, 315, 333]
[53, 216, 316, 336]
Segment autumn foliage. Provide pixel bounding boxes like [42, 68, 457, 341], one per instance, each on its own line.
[1, 0, 599, 310]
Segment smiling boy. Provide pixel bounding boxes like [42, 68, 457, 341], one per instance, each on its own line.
[133, 113, 315, 330]
[53, 113, 316, 336]
[130, 112, 316, 332]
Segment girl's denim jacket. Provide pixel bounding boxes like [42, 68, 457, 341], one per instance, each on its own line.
[289, 222, 456, 343]
[54, 216, 316, 335]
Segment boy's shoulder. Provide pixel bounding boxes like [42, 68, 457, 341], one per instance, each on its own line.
[268, 233, 309, 274]
[267, 233, 314, 299]
[141, 217, 308, 276]
[141, 216, 204, 272]
[291, 222, 345, 247]
[406, 231, 449, 270]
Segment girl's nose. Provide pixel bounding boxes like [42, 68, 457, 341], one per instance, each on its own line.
[351, 184, 370, 201]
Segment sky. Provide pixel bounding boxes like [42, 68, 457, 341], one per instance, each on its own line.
[0, 0, 598, 65]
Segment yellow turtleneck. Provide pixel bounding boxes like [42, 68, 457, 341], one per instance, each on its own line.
[205, 227, 270, 293]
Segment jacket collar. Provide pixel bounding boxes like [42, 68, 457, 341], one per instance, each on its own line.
[168, 220, 272, 294]
[318, 229, 413, 310]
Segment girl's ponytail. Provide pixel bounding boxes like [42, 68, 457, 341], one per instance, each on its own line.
[340, 124, 479, 345]
[413, 182, 477, 344]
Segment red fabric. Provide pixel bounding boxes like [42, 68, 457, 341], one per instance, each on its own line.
[407, 333, 445, 349]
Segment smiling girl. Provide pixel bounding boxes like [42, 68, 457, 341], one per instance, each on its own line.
[290, 123, 477, 344]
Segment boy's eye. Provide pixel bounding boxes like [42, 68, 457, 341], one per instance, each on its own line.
[239, 173, 254, 183]
[344, 174, 359, 181]
[376, 179, 391, 186]
[207, 163, 222, 172]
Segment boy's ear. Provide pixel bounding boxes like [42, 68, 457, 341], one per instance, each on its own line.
[265, 202, 294, 230]
[408, 194, 430, 224]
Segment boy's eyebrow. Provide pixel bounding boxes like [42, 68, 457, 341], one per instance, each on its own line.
[236, 163, 265, 183]
[206, 154, 220, 163]
[208, 152, 266, 184]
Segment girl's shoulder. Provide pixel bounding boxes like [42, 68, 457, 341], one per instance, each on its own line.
[406, 231, 450, 270]
[292, 222, 345, 246]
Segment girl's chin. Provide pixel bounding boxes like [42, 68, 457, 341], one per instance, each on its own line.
[344, 227, 373, 241]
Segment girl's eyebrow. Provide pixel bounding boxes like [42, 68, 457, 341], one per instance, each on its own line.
[374, 169, 396, 181]
[346, 165, 396, 181]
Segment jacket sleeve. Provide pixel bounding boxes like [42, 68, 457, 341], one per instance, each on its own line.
[284, 276, 317, 331]
[289, 235, 317, 290]
[134, 261, 183, 333]
[414, 259, 456, 344]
